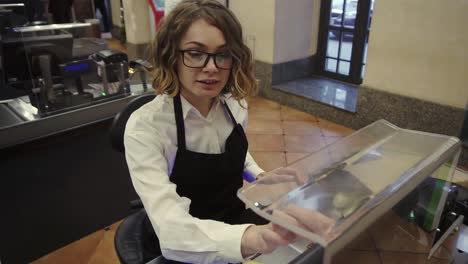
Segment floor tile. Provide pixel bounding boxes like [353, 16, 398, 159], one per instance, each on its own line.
[247, 134, 285, 152]
[369, 211, 433, 254]
[248, 97, 281, 112]
[323, 136, 344, 146]
[285, 152, 311, 165]
[88, 229, 120, 264]
[107, 38, 127, 53]
[380, 252, 448, 264]
[248, 108, 282, 121]
[318, 118, 354, 137]
[331, 248, 381, 264]
[427, 257, 452, 264]
[32, 230, 105, 264]
[108, 219, 124, 232]
[345, 231, 376, 251]
[282, 120, 321, 136]
[250, 151, 286, 171]
[284, 135, 326, 153]
[246, 119, 283, 135]
[280, 106, 318, 122]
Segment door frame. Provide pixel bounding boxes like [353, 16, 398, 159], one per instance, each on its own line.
[316, 0, 372, 84]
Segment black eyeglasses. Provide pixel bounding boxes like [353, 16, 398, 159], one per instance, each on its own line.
[179, 50, 233, 70]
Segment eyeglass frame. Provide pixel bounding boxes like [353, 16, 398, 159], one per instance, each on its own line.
[179, 49, 234, 70]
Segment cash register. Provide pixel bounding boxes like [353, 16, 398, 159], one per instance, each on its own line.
[0, 3, 124, 116]
[1, 23, 129, 116]
[0, 7, 152, 150]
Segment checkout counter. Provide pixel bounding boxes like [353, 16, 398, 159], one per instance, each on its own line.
[0, 8, 153, 263]
[0, 20, 152, 149]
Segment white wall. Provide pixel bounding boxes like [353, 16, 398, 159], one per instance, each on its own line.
[273, 0, 314, 63]
[122, 0, 152, 44]
[165, 0, 183, 15]
[110, 0, 122, 27]
[166, 0, 226, 14]
[363, 0, 468, 108]
[309, 0, 321, 56]
[230, 0, 276, 64]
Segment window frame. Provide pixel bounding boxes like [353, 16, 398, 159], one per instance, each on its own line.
[316, 0, 373, 84]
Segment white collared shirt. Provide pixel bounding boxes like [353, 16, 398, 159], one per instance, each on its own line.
[124, 93, 264, 264]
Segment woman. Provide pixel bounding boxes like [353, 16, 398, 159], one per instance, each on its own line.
[124, 1, 331, 263]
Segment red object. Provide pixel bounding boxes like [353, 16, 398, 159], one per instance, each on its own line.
[148, 0, 164, 30]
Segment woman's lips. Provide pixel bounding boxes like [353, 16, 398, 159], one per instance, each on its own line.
[197, 79, 219, 84]
[197, 80, 220, 89]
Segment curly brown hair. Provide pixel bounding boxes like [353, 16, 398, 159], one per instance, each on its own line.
[150, 0, 258, 100]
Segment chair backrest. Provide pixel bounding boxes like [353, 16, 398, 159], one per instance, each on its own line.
[109, 94, 156, 153]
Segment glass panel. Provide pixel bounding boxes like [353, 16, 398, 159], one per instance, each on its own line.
[363, 34, 369, 63]
[326, 58, 338, 73]
[329, 0, 345, 27]
[340, 32, 353, 60]
[368, 0, 375, 29]
[361, 64, 366, 79]
[343, 0, 358, 29]
[327, 30, 340, 57]
[338, 61, 350, 75]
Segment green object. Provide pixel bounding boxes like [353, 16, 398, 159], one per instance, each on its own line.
[422, 163, 453, 231]
[423, 178, 446, 231]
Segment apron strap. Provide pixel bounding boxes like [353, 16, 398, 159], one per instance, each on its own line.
[222, 100, 238, 125]
[173, 93, 186, 150]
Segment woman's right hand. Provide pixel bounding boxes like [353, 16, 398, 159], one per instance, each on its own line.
[240, 206, 336, 258]
[240, 223, 297, 258]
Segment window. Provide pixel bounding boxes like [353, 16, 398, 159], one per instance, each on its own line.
[318, 0, 374, 84]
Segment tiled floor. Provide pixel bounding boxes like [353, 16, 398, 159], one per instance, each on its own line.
[107, 38, 128, 54]
[32, 96, 468, 263]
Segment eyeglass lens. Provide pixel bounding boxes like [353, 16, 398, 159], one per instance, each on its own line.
[183, 50, 232, 69]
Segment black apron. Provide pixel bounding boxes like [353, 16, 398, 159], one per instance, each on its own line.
[142, 94, 267, 262]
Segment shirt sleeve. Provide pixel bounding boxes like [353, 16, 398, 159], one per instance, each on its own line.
[240, 99, 265, 182]
[124, 113, 251, 264]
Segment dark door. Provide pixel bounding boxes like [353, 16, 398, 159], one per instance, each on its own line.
[318, 0, 374, 84]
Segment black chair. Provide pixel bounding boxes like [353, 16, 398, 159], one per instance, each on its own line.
[109, 93, 156, 153]
[109, 93, 161, 264]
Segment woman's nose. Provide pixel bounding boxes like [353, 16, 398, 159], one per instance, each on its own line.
[203, 56, 219, 72]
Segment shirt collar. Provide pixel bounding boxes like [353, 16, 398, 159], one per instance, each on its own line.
[179, 94, 223, 120]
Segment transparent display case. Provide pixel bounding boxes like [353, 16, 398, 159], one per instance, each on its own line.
[239, 120, 461, 263]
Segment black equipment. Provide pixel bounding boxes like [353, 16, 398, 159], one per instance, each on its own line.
[90, 49, 129, 95]
[92, 49, 128, 65]
[0, 3, 27, 32]
[59, 59, 93, 94]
